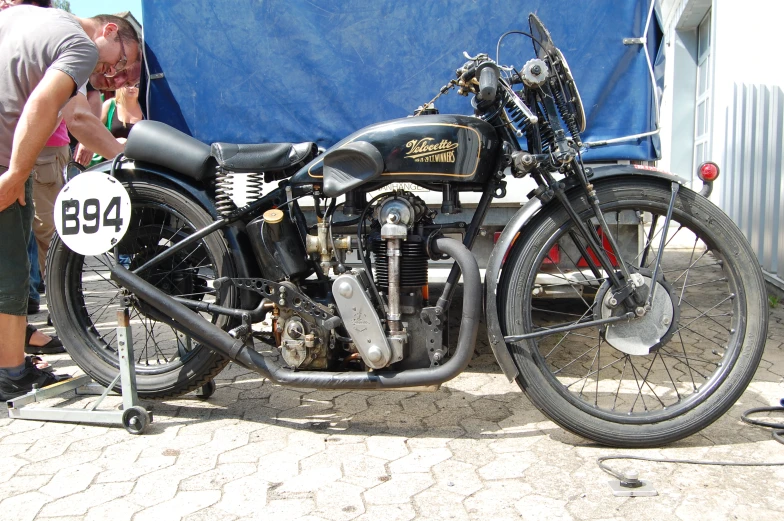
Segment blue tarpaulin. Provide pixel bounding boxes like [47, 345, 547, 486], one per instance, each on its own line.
[140, 0, 662, 161]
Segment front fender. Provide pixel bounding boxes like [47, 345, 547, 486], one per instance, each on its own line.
[484, 165, 688, 382]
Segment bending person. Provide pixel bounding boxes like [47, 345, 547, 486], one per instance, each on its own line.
[0, 5, 141, 400]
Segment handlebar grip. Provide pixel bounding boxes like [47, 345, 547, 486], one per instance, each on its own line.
[477, 63, 499, 102]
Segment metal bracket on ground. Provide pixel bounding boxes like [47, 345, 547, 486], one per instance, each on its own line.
[607, 479, 658, 497]
[6, 308, 154, 435]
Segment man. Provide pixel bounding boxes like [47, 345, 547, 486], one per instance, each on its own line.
[2, 0, 139, 357]
[0, 4, 141, 400]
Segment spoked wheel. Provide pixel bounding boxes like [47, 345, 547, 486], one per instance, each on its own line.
[47, 181, 234, 399]
[500, 179, 768, 447]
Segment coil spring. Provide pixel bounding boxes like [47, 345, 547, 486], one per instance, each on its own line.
[214, 170, 266, 217]
[503, 92, 530, 134]
[214, 167, 235, 217]
[552, 79, 581, 141]
[246, 172, 263, 202]
[537, 102, 555, 153]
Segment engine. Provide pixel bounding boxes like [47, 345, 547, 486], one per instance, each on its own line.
[262, 190, 441, 372]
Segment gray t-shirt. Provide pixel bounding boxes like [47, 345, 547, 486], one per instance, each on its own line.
[0, 6, 98, 166]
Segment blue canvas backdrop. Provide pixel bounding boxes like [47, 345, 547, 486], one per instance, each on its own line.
[141, 0, 662, 161]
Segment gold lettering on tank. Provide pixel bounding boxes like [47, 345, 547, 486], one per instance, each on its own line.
[404, 137, 458, 163]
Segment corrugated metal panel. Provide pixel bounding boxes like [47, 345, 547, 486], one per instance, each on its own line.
[720, 83, 784, 285]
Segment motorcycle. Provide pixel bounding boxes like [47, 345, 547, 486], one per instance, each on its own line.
[48, 14, 768, 447]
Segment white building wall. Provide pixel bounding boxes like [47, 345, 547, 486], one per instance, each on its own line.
[661, 0, 784, 287]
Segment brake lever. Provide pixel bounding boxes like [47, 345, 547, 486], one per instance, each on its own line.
[462, 51, 486, 61]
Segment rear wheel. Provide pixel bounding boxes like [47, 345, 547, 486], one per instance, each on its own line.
[500, 179, 767, 447]
[47, 181, 233, 399]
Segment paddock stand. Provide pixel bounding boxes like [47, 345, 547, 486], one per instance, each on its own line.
[5, 306, 214, 435]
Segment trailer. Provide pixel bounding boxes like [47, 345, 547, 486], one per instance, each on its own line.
[138, 0, 664, 276]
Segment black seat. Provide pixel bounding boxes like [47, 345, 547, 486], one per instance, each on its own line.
[210, 142, 318, 173]
[124, 121, 216, 181]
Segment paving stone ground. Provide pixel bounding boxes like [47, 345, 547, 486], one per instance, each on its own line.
[4, 289, 784, 521]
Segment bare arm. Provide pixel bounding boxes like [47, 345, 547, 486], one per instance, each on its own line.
[86, 89, 101, 118]
[72, 89, 105, 165]
[0, 69, 74, 211]
[63, 93, 124, 160]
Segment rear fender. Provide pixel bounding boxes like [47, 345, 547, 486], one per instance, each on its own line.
[484, 165, 688, 382]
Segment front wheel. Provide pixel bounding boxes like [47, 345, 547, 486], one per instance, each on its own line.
[499, 179, 768, 447]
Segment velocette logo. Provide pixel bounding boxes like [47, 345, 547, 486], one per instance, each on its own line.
[404, 137, 458, 163]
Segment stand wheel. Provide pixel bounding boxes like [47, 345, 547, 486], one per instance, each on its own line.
[196, 379, 216, 400]
[122, 406, 151, 434]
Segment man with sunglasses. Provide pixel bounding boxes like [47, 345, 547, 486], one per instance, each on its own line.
[0, 4, 141, 399]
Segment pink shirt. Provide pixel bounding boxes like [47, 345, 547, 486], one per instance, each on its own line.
[45, 119, 70, 147]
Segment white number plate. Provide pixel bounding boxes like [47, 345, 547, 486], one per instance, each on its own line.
[54, 172, 131, 256]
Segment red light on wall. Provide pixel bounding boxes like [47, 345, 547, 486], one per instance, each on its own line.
[698, 161, 720, 182]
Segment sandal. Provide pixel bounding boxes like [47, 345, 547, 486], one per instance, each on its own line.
[25, 324, 66, 355]
[28, 356, 53, 373]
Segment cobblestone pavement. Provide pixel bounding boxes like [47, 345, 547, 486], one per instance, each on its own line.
[3, 290, 783, 521]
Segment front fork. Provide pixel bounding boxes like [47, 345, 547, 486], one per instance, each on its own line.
[544, 166, 680, 316]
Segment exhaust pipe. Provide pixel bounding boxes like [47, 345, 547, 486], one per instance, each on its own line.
[110, 237, 480, 389]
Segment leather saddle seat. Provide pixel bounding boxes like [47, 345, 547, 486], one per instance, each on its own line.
[210, 142, 318, 174]
[124, 120, 317, 181]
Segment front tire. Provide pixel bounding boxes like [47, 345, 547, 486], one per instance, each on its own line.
[500, 179, 768, 447]
[47, 181, 234, 399]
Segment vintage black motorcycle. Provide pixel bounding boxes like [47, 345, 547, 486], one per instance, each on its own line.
[48, 15, 767, 447]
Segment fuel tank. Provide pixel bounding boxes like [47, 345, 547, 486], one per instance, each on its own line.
[290, 114, 500, 186]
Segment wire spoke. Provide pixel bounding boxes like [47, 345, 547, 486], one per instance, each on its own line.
[676, 277, 728, 290]
[670, 295, 734, 337]
[564, 353, 625, 390]
[627, 357, 651, 412]
[657, 349, 720, 367]
[541, 303, 598, 360]
[679, 297, 733, 332]
[86, 293, 122, 322]
[578, 343, 600, 399]
[675, 329, 698, 388]
[674, 323, 728, 351]
[552, 341, 601, 375]
[612, 356, 629, 411]
[656, 349, 682, 400]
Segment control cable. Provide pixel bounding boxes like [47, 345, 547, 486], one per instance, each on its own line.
[597, 401, 784, 488]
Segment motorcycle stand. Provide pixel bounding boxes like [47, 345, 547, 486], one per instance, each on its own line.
[5, 307, 156, 434]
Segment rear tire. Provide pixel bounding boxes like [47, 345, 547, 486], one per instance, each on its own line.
[47, 181, 233, 399]
[500, 179, 767, 447]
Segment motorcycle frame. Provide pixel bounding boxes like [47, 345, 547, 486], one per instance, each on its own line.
[99, 146, 690, 389]
[95, 56, 705, 387]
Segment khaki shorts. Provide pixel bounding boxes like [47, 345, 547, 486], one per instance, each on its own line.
[32, 145, 69, 276]
[0, 165, 34, 316]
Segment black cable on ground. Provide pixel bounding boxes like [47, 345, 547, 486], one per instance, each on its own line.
[741, 400, 784, 444]
[598, 401, 784, 483]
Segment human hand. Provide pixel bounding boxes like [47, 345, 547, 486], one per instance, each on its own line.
[0, 172, 26, 212]
[116, 137, 127, 145]
[74, 143, 93, 166]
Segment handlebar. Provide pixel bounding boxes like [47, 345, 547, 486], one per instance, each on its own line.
[458, 59, 500, 102]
